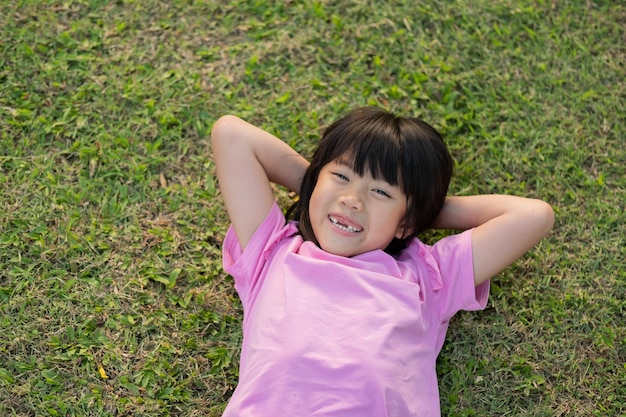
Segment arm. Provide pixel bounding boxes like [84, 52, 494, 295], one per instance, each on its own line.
[211, 115, 309, 250]
[432, 195, 554, 285]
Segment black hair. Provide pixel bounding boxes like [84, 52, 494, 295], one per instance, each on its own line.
[288, 107, 453, 255]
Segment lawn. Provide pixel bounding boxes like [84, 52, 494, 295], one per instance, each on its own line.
[0, 0, 624, 416]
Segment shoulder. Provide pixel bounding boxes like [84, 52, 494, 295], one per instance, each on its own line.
[400, 230, 474, 286]
[223, 202, 298, 271]
[406, 229, 473, 264]
[404, 230, 488, 314]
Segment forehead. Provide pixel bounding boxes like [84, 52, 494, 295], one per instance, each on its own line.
[331, 149, 402, 186]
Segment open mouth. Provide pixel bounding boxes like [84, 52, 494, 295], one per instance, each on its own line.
[329, 215, 363, 233]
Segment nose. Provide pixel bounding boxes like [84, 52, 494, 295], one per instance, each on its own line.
[339, 188, 363, 211]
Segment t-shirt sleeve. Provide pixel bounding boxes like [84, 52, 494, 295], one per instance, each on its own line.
[428, 229, 490, 321]
[222, 202, 291, 307]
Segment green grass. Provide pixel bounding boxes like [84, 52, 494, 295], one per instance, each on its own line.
[0, 0, 624, 415]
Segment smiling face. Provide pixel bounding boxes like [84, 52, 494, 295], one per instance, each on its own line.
[291, 107, 453, 255]
[308, 159, 409, 257]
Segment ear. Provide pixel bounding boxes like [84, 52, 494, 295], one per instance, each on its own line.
[395, 222, 413, 240]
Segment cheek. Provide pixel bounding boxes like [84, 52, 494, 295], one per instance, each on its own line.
[308, 182, 328, 215]
[383, 208, 408, 236]
[308, 188, 319, 216]
[307, 188, 324, 230]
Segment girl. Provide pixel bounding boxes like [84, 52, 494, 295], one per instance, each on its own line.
[211, 107, 554, 416]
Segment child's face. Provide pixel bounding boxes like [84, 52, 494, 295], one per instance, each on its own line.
[308, 159, 409, 257]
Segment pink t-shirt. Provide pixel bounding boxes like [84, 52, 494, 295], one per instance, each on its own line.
[222, 202, 489, 417]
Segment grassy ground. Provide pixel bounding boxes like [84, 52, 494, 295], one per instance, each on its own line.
[0, 0, 624, 415]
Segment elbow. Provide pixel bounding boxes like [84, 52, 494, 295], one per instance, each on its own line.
[210, 115, 242, 147]
[535, 199, 555, 237]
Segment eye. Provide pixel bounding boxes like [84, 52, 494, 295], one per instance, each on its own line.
[333, 172, 349, 181]
[373, 188, 391, 198]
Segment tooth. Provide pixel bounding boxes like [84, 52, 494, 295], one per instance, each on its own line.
[330, 216, 360, 232]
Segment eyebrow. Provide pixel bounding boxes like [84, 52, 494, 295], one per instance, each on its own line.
[325, 157, 351, 173]
[333, 158, 353, 169]
[332, 155, 404, 193]
[333, 159, 400, 188]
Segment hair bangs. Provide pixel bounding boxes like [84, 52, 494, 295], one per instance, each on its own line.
[330, 115, 404, 188]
